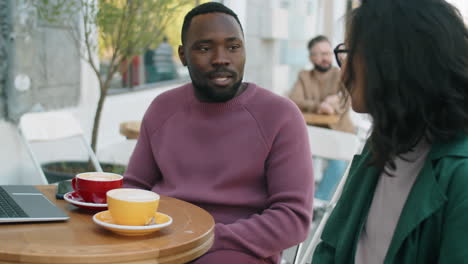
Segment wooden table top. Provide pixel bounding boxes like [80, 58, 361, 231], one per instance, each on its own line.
[0, 185, 214, 264]
[120, 121, 141, 140]
[302, 112, 340, 127]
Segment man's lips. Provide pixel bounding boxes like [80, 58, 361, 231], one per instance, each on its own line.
[210, 76, 232, 86]
[208, 72, 234, 86]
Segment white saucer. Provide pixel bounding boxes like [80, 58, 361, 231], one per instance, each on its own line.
[93, 211, 173, 236]
[64, 191, 107, 210]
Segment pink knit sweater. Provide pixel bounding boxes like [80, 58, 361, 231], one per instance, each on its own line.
[124, 83, 314, 263]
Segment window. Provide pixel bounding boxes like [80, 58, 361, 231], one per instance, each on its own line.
[106, 39, 187, 93]
[0, 0, 11, 119]
[99, 1, 197, 94]
[4, 0, 80, 121]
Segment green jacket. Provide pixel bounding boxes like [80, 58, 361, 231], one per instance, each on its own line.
[312, 134, 468, 263]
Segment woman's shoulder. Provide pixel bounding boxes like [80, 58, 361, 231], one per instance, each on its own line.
[430, 134, 468, 165]
[430, 134, 468, 197]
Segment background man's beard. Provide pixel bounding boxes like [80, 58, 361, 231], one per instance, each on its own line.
[314, 64, 332, 72]
[193, 79, 243, 102]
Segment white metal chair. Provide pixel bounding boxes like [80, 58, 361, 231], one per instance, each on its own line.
[290, 125, 362, 264]
[294, 164, 352, 264]
[18, 111, 102, 184]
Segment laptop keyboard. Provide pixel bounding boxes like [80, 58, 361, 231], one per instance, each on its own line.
[0, 187, 28, 218]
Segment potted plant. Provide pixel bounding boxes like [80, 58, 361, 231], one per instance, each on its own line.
[34, 0, 191, 182]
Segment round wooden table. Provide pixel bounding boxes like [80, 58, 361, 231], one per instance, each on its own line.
[0, 186, 214, 264]
[120, 121, 142, 140]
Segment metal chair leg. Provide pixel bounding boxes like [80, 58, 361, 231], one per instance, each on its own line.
[298, 164, 352, 264]
[292, 242, 304, 264]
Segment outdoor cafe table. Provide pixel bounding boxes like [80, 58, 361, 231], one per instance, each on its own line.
[301, 112, 339, 127]
[0, 185, 214, 264]
[120, 121, 141, 140]
[119, 113, 339, 140]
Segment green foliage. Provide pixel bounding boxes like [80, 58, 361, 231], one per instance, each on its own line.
[36, 0, 191, 76]
[35, 0, 80, 24]
[163, 0, 210, 54]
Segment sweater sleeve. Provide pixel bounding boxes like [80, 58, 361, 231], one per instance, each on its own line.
[289, 72, 319, 112]
[209, 107, 314, 258]
[123, 118, 161, 189]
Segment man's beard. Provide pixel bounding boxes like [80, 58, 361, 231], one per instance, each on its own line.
[314, 63, 332, 72]
[192, 78, 243, 102]
[190, 66, 243, 103]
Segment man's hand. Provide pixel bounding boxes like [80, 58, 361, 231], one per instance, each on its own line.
[317, 102, 335, 115]
[324, 95, 340, 106]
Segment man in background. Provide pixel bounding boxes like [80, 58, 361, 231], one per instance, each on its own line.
[153, 36, 177, 81]
[289, 35, 354, 133]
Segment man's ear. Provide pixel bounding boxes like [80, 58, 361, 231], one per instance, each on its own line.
[178, 45, 187, 66]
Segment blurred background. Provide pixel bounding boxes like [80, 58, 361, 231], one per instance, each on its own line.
[0, 0, 466, 185]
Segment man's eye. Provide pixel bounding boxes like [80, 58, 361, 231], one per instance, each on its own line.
[229, 45, 241, 51]
[199, 47, 210, 52]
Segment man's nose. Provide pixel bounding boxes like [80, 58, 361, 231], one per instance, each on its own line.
[212, 48, 230, 66]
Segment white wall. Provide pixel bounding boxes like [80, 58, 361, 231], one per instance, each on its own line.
[95, 83, 177, 165]
[447, 0, 468, 23]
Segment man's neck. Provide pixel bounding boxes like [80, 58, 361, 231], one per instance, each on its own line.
[234, 82, 248, 97]
[312, 68, 333, 79]
[194, 82, 247, 103]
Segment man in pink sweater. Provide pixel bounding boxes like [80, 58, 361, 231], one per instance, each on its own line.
[124, 3, 314, 263]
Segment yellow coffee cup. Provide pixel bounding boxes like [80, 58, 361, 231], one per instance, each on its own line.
[106, 188, 160, 226]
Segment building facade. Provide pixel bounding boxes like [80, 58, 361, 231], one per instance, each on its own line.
[223, 0, 349, 95]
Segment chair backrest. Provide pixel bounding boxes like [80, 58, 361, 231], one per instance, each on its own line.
[18, 111, 102, 184]
[307, 125, 361, 161]
[306, 125, 361, 199]
[19, 111, 84, 142]
[290, 126, 362, 264]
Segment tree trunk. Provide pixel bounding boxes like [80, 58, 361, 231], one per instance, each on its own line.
[90, 84, 107, 153]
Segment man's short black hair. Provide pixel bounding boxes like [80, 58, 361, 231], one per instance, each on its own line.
[181, 2, 243, 45]
[307, 35, 330, 50]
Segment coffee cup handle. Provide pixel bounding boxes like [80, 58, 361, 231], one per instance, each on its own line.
[71, 177, 77, 192]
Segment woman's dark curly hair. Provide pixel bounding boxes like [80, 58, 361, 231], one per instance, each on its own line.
[344, 0, 468, 171]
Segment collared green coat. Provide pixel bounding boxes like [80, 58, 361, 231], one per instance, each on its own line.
[312, 134, 468, 263]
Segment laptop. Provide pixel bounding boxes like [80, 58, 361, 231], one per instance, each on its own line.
[0, 185, 69, 223]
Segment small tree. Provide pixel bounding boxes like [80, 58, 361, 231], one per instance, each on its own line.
[35, 0, 191, 153]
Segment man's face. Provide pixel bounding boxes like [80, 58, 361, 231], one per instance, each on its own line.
[309, 41, 333, 72]
[179, 13, 246, 102]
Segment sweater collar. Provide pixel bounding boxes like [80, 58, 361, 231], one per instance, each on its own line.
[187, 82, 256, 111]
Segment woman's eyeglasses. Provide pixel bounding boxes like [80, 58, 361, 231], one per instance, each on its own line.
[334, 43, 350, 68]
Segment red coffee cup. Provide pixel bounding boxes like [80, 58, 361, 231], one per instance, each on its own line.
[71, 172, 123, 204]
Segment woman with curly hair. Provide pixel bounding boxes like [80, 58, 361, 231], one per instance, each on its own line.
[312, 0, 468, 263]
